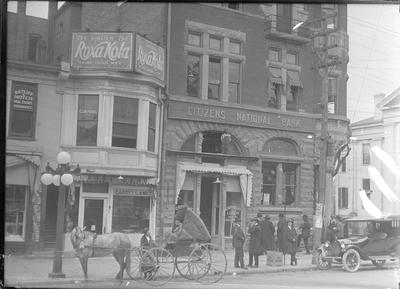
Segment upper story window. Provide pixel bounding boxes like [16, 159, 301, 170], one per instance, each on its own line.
[209, 36, 222, 51]
[338, 187, 348, 209]
[287, 51, 298, 65]
[276, 4, 292, 33]
[287, 86, 298, 111]
[27, 34, 47, 63]
[7, 1, 17, 13]
[227, 3, 240, 10]
[8, 81, 37, 139]
[268, 47, 281, 62]
[25, 1, 48, 19]
[328, 77, 338, 114]
[188, 32, 201, 47]
[148, 102, 156, 152]
[76, 95, 98, 146]
[362, 143, 370, 165]
[112, 97, 138, 149]
[185, 22, 245, 103]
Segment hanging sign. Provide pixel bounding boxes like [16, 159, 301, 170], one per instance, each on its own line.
[134, 34, 165, 82]
[71, 32, 133, 70]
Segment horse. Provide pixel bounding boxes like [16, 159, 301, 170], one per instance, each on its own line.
[70, 227, 131, 281]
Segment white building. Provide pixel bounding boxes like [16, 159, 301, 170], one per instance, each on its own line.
[335, 87, 400, 218]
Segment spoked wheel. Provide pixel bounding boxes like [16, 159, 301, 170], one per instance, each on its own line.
[140, 247, 175, 286]
[126, 247, 145, 281]
[175, 255, 195, 280]
[189, 243, 227, 284]
[316, 251, 331, 270]
[342, 248, 361, 272]
[372, 260, 386, 268]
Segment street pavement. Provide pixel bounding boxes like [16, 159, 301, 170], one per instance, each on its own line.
[4, 249, 315, 288]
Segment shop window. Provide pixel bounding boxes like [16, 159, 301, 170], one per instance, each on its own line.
[208, 58, 221, 100]
[112, 196, 150, 233]
[283, 163, 297, 206]
[338, 187, 348, 209]
[76, 95, 98, 146]
[185, 22, 244, 102]
[362, 143, 370, 165]
[8, 81, 37, 139]
[228, 61, 240, 103]
[177, 190, 194, 209]
[112, 96, 138, 149]
[286, 86, 298, 111]
[5, 185, 27, 241]
[148, 102, 156, 152]
[225, 191, 242, 237]
[262, 163, 277, 205]
[187, 54, 200, 97]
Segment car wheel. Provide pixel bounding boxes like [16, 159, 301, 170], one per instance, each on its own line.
[372, 260, 386, 268]
[342, 248, 361, 272]
[316, 251, 331, 270]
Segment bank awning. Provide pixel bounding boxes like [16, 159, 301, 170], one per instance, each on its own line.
[176, 162, 253, 206]
[268, 67, 283, 85]
[287, 70, 303, 88]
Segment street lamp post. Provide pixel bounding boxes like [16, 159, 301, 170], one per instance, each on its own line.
[40, 151, 80, 278]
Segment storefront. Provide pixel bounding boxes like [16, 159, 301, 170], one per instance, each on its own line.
[162, 99, 318, 249]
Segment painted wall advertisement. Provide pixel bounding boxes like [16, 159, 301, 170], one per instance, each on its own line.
[71, 32, 165, 82]
[134, 34, 165, 82]
[11, 81, 37, 111]
[71, 32, 133, 70]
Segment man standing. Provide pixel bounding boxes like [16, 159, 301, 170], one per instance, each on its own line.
[248, 217, 263, 268]
[260, 214, 275, 252]
[277, 213, 287, 253]
[231, 218, 247, 269]
[297, 215, 311, 254]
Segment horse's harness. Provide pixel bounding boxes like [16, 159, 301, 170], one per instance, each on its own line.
[75, 228, 97, 257]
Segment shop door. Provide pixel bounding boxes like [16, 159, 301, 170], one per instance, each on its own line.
[200, 176, 220, 238]
[83, 198, 106, 234]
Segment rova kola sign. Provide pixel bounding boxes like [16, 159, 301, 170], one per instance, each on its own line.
[134, 34, 165, 82]
[71, 32, 133, 70]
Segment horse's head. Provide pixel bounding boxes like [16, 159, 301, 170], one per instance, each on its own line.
[70, 226, 86, 249]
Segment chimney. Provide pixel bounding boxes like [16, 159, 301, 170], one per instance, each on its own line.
[373, 93, 385, 120]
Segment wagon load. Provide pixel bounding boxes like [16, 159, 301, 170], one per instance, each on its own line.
[167, 206, 211, 243]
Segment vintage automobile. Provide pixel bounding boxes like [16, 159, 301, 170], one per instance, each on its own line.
[316, 215, 400, 272]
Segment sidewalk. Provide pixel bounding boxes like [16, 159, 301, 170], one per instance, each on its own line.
[4, 249, 315, 287]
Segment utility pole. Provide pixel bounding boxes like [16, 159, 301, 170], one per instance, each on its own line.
[305, 11, 340, 258]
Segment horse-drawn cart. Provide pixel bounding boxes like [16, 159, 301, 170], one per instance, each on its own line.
[126, 207, 227, 286]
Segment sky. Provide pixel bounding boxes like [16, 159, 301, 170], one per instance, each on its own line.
[347, 4, 400, 123]
[7, 2, 400, 123]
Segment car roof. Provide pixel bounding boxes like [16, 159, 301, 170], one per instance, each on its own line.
[344, 215, 400, 222]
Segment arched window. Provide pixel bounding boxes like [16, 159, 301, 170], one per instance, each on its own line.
[263, 138, 297, 156]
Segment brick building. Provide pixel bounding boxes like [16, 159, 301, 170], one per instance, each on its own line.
[6, 2, 350, 252]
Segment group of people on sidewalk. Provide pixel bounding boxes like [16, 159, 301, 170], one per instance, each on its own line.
[231, 213, 311, 269]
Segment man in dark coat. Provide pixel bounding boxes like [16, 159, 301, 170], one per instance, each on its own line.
[277, 213, 287, 253]
[285, 219, 298, 265]
[231, 218, 247, 269]
[297, 215, 311, 254]
[247, 217, 263, 268]
[260, 214, 275, 252]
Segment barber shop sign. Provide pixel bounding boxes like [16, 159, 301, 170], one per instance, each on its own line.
[71, 32, 165, 82]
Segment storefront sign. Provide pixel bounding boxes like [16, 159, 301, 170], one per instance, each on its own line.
[168, 100, 314, 132]
[11, 81, 37, 111]
[134, 34, 165, 82]
[114, 186, 153, 197]
[71, 32, 133, 70]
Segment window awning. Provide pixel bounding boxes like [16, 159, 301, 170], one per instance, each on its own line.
[6, 154, 41, 167]
[287, 70, 303, 88]
[268, 67, 282, 85]
[176, 162, 253, 206]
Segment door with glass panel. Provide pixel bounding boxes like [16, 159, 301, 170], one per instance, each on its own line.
[82, 198, 107, 234]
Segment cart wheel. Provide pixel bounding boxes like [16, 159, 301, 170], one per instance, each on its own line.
[316, 250, 331, 270]
[189, 243, 227, 284]
[175, 255, 195, 280]
[342, 248, 361, 272]
[140, 247, 175, 286]
[126, 247, 145, 281]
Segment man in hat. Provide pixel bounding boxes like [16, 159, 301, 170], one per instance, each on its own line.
[259, 214, 275, 252]
[285, 218, 298, 265]
[297, 215, 311, 254]
[248, 217, 263, 267]
[231, 218, 247, 269]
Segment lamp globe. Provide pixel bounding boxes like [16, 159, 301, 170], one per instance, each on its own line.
[53, 175, 61, 186]
[56, 151, 71, 165]
[41, 173, 53, 185]
[61, 174, 74, 186]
